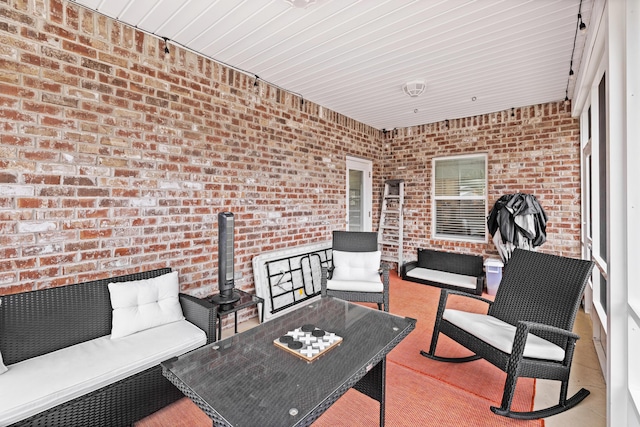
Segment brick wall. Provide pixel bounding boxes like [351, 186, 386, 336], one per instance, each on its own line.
[0, 0, 582, 302]
[383, 103, 582, 262]
[0, 0, 382, 298]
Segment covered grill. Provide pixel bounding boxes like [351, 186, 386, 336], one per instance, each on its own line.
[487, 193, 548, 262]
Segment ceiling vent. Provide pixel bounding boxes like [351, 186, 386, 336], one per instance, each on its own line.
[402, 80, 426, 98]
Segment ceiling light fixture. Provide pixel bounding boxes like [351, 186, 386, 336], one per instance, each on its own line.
[578, 13, 587, 33]
[402, 80, 426, 98]
[284, 0, 317, 8]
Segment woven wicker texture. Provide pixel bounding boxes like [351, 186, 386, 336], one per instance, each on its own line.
[140, 272, 542, 427]
[178, 293, 217, 343]
[321, 231, 390, 311]
[1, 268, 217, 427]
[0, 268, 172, 365]
[424, 249, 594, 419]
[161, 297, 415, 426]
[11, 365, 182, 427]
[401, 248, 485, 295]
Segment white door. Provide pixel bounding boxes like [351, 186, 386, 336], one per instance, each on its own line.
[346, 156, 372, 232]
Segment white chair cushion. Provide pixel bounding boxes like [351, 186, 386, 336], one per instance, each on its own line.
[108, 271, 184, 339]
[0, 320, 206, 426]
[331, 250, 381, 282]
[406, 268, 477, 290]
[326, 279, 384, 292]
[443, 309, 566, 362]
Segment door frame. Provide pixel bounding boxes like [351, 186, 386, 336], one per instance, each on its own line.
[346, 156, 372, 231]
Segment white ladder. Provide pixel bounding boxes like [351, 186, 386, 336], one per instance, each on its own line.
[377, 179, 404, 269]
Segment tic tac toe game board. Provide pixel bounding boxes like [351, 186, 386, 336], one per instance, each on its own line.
[274, 324, 342, 362]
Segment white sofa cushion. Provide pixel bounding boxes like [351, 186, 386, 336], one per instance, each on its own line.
[328, 250, 383, 292]
[406, 267, 477, 290]
[0, 320, 206, 427]
[108, 271, 184, 339]
[443, 309, 565, 362]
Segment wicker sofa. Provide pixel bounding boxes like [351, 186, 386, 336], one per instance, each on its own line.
[0, 268, 216, 427]
[401, 248, 485, 295]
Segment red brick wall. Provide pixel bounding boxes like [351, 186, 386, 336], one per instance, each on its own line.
[0, 0, 382, 296]
[0, 0, 581, 299]
[383, 103, 582, 262]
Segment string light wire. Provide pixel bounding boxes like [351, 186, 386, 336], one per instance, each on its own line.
[565, 0, 586, 102]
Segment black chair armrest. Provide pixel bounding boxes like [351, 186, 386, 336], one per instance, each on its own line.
[440, 288, 494, 306]
[434, 288, 493, 329]
[519, 320, 580, 341]
[401, 260, 418, 277]
[321, 266, 329, 297]
[179, 293, 217, 344]
[381, 263, 390, 290]
[509, 320, 580, 366]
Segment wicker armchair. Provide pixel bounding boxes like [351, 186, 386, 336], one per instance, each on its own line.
[321, 231, 390, 312]
[421, 248, 594, 419]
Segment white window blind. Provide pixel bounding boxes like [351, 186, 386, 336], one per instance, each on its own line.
[433, 155, 487, 241]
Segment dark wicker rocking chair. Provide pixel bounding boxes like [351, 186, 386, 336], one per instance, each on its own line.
[321, 231, 390, 312]
[421, 248, 594, 419]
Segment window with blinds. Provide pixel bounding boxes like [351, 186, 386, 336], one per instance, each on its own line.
[433, 154, 487, 241]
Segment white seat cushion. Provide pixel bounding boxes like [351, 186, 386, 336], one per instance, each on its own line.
[443, 309, 565, 362]
[406, 267, 477, 290]
[108, 271, 184, 339]
[0, 320, 206, 426]
[326, 279, 383, 292]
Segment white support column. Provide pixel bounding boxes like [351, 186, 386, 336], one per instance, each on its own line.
[624, 0, 640, 424]
[607, 0, 640, 425]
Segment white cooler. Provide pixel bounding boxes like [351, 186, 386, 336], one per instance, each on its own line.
[484, 258, 504, 296]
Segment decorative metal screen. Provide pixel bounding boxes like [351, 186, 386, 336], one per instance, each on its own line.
[252, 242, 332, 321]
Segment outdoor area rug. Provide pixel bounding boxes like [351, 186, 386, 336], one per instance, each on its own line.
[137, 272, 542, 427]
[313, 271, 542, 427]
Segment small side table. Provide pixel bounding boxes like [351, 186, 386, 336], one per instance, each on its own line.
[208, 289, 264, 340]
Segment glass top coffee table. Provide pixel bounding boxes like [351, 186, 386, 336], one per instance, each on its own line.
[162, 297, 416, 426]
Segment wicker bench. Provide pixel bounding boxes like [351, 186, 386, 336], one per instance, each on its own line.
[0, 268, 216, 427]
[401, 248, 485, 295]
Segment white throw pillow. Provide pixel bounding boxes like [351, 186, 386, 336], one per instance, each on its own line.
[0, 350, 7, 375]
[331, 250, 381, 282]
[108, 271, 184, 339]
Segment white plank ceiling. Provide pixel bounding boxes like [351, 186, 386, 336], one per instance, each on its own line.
[70, 0, 592, 130]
